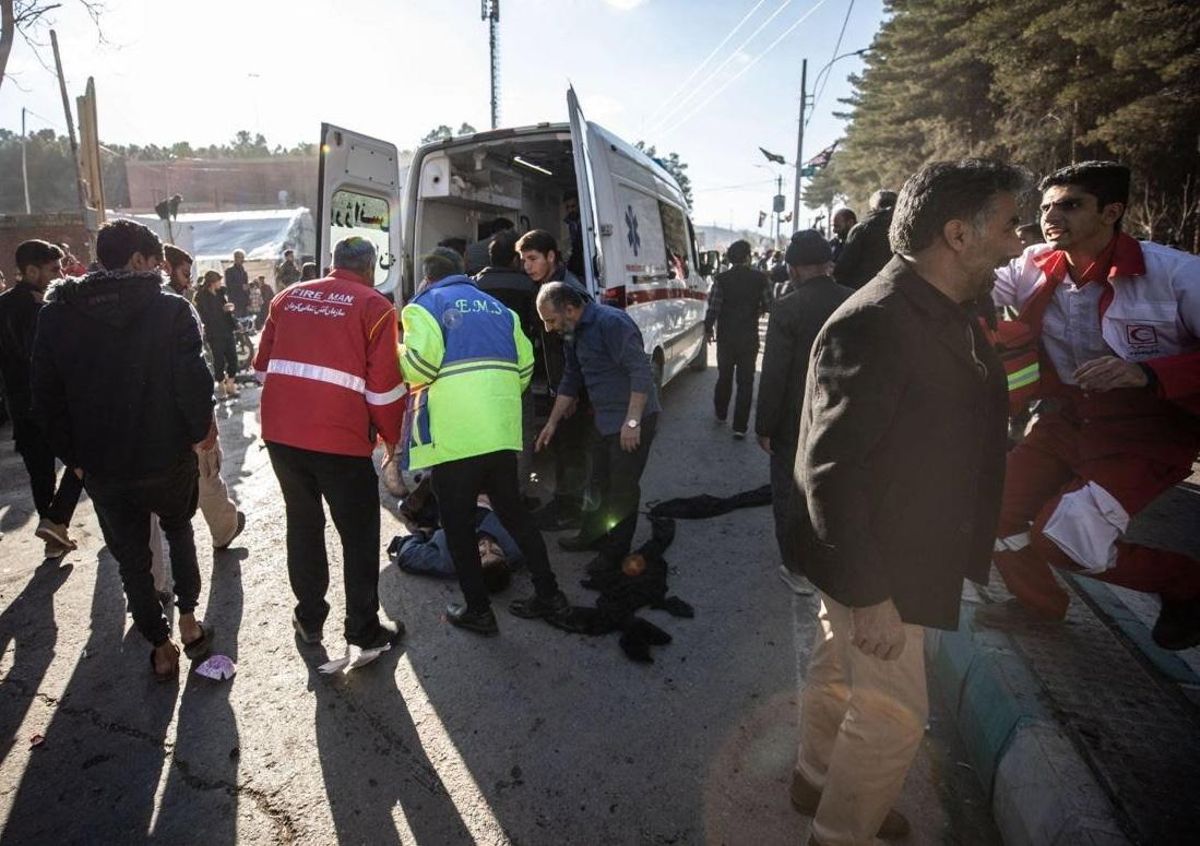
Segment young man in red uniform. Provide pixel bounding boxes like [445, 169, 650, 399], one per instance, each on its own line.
[986, 162, 1200, 649]
[254, 236, 406, 651]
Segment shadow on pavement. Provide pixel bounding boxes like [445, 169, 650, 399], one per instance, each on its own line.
[0, 551, 177, 843]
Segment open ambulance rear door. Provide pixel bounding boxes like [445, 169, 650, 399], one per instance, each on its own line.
[566, 86, 605, 294]
[315, 123, 403, 297]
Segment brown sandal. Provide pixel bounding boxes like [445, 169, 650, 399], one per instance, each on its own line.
[149, 642, 180, 682]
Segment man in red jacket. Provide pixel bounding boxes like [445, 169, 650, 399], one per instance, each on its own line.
[254, 236, 406, 652]
[986, 162, 1200, 649]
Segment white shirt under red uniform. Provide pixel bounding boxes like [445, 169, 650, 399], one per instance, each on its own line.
[254, 269, 405, 456]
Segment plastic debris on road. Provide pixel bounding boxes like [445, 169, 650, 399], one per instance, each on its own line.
[194, 654, 237, 681]
[319, 643, 391, 674]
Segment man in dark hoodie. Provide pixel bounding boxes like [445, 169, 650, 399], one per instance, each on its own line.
[32, 219, 217, 680]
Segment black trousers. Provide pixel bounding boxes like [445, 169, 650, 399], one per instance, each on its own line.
[714, 331, 758, 432]
[208, 332, 238, 380]
[266, 442, 384, 647]
[769, 438, 804, 573]
[86, 453, 200, 646]
[12, 414, 83, 526]
[430, 450, 559, 612]
[585, 414, 657, 563]
[551, 398, 592, 513]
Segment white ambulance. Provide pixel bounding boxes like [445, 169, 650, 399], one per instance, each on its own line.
[315, 87, 717, 389]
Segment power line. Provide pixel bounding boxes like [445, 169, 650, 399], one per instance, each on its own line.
[659, 0, 833, 138]
[648, 0, 769, 119]
[648, 0, 798, 135]
[808, 0, 856, 123]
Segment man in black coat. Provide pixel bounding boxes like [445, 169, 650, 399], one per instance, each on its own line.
[789, 160, 1025, 844]
[833, 189, 897, 289]
[705, 239, 770, 437]
[754, 231, 851, 596]
[0, 240, 84, 558]
[224, 249, 250, 316]
[32, 219, 217, 680]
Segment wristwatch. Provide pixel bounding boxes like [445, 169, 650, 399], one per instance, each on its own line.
[625, 418, 640, 429]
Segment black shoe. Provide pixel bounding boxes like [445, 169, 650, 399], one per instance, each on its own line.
[446, 604, 499, 636]
[292, 612, 324, 645]
[215, 511, 246, 551]
[558, 532, 604, 553]
[351, 619, 404, 651]
[732, 430, 746, 440]
[509, 590, 571, 620]
[1152, 599, 1200, 651]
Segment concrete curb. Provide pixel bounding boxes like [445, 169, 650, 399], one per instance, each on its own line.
[926, 603, 1132, 846]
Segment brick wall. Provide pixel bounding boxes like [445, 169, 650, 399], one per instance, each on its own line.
[126, 157, 318, 213]
[0, 213, 93, 280]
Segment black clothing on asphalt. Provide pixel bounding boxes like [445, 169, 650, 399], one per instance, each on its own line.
[647, 484, 771, 519]
[832, 208, 895, 290]
[224, 263, 250, 315]
[86, 452, 201, 645]
[474, 266, 537, 341]
[267, 441, 391, 647]
[755, 275, 853, 448]
[31, 270, 214, 479]
[793, 256, 1008, 630]
[583, 413, 658, 565]
[429, 449, 560, 613]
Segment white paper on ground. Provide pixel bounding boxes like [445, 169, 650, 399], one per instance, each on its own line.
[318, 643, 391, 674]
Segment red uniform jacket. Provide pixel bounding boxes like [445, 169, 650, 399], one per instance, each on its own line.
[254, 270, 405, 456]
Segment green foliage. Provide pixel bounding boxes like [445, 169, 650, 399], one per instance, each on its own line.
[0, 130, 318, 214]
[833, 0, 1200, 247]
[420, 123, 478, 144]
[634, 141, 694, 211]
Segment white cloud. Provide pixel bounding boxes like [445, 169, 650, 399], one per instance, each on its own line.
[604, 0, 648, 10]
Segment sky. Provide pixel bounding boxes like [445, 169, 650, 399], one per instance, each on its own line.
[0, 0, 885, 233]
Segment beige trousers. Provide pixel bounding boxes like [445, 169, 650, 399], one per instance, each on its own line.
[797, 594, 928, 846]
[151, 438, 239, 592]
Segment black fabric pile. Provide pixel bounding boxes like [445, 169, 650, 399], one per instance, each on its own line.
[647, 484, 772, 519]
[561, 516, 694, 663]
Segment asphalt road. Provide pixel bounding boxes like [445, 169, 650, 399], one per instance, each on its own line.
[0, 356, 998, 845]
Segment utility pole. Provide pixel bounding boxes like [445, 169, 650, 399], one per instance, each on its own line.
[20, 107, 30, 213]
[792, 58, 808, 229]
[482, 1, 500, 129]
[775, 173, 784, 248]
[50, 30, 87, 215]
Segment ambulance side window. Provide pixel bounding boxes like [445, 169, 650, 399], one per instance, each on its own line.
[658, 200, 690, 280]
[330, 189, 392, 271]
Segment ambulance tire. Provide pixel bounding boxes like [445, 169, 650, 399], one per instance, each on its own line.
[688, 338, 707, 372]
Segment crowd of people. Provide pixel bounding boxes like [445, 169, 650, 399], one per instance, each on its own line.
[0, 155, 1197, 844]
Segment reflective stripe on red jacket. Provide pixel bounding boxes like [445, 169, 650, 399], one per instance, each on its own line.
[254, 269, 405, 456]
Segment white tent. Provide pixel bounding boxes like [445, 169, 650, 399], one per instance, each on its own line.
[111, 208, 315, 286]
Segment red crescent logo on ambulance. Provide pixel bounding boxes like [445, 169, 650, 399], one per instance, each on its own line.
[1125, 324, 1158, 345]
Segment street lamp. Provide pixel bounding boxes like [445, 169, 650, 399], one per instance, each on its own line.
[791, 48, 869, 228]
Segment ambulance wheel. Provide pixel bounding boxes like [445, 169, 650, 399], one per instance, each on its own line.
[688, 338, 707, 372]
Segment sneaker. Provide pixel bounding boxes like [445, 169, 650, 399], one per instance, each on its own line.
[446, 604, 499, 636]
[214, 511, 246, 551]
[790, 771, 910, 839]
[732, 430, 747, 440]
[1152, 598, 1200, 651]
[353, 619, 405, 651]
[35, 519, 75, 549]
[292, 612, 324, 644]
[509, 590, 571, 621]
[777, 566, 815, 596]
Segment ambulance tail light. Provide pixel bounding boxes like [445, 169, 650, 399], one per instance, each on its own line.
[602, 286, 626, 309]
